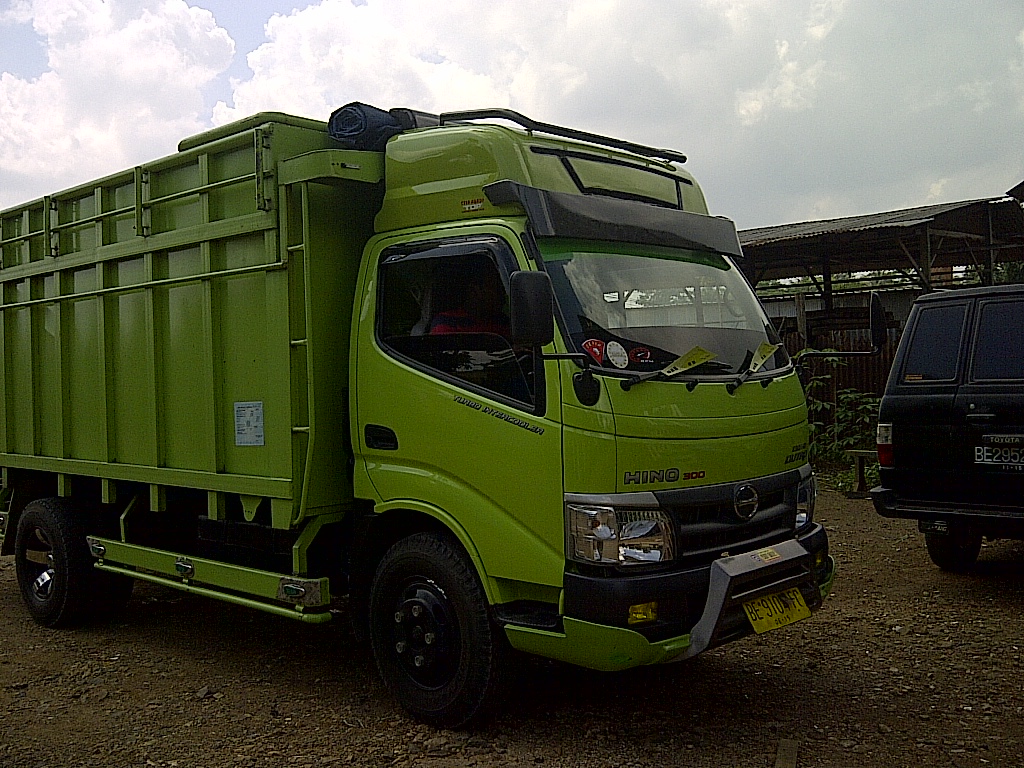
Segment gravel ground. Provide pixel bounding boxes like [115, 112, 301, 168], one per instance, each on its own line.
[2, 489, 1023, 767]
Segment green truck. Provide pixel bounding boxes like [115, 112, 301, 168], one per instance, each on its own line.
[0, 105, 834, 726]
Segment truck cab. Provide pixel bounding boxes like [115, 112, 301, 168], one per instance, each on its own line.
[349, 111, 833, 720]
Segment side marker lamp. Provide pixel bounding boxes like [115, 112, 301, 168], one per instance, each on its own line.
[796, 475, 817, 529]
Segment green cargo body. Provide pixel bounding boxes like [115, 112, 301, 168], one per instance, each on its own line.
[0, 114, 373, 529]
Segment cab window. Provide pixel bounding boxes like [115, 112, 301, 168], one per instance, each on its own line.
[971, 299, 1024, 381]
[376, 240, 537, 408]
[902, 304, 966, 383]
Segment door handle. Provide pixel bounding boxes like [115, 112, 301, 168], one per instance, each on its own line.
[364, 424, 399, 450]
[965, 412, 995, 424]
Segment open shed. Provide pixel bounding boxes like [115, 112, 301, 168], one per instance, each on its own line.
[736, 184, 1024, 394]
[739, 189, 1024, 306]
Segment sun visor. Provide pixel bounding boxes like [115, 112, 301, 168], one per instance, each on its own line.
[483, 180, 743, 258]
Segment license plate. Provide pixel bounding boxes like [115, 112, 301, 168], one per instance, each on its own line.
[743, 587, 812, 634]
[974, 444, 1024, 469]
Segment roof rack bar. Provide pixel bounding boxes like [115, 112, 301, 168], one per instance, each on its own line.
[438, 109, 686, 164]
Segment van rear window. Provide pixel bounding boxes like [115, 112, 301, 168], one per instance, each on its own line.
[902, 304, 966, 382]
[971, 299, 1024, 381]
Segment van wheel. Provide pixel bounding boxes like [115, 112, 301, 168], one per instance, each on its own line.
[369, 532, 507, 728]
[924, 530, 982, 572]
[14, 498, 133, 627]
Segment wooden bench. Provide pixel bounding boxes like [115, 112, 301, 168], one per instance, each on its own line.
[845, 449, 877, 496]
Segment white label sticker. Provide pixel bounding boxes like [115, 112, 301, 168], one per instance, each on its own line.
[234, 401, 265, 446]
[606, 341, 630, 369]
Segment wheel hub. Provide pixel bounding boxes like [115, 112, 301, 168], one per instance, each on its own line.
[22, 528, 56, 602]
[32, 567, 54, 599]
[392, 581, 458, 688]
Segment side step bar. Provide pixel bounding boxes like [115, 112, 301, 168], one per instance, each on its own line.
[87, 537, 333, 624]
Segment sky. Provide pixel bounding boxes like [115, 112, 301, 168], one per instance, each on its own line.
[1, 0, 1022, 230]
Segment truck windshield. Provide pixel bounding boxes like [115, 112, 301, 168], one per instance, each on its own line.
[541, 239, 789, 376]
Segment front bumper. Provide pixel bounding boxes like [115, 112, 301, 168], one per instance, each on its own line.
[503, 524, 834, 671]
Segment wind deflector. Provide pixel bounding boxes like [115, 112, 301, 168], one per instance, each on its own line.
[484, 180, 743, 258]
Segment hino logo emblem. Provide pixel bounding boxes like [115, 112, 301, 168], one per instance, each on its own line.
[622, 468, 707, 485]
[733, 484, 759, 521]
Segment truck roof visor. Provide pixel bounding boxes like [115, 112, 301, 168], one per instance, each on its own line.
[484, 180, 743, 258]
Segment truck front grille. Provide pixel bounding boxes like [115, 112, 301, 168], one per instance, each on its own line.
[665, 490, 793, 567]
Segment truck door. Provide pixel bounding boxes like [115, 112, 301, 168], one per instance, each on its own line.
[952, 296, 1024, 510]
[354, 232, 565, 587]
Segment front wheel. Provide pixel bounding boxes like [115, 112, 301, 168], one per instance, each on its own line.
[924, 528, 982, 572]
[369, 532, 507, 728]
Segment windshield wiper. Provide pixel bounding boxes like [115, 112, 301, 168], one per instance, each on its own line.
[620, 346, 720, 391]
[725, 342, 782, 395]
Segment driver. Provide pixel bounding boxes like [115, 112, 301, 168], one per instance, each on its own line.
[429, 257, 511, 337]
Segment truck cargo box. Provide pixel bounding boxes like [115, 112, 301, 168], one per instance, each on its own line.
[0, 113, 379, 528]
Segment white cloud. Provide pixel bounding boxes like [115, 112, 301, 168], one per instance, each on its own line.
[732, 0, 844, 126]
[213, 0, 578, 124]
[1, 0, 1022, 228]
[0, 0, 232, 205]
[927, 178, 951, 201]
[735, 44, 826, 125]
[805, 0, 847, 40]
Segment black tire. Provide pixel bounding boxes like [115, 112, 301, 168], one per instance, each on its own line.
[924, 529, 982, 572]
[14, 497, 133, 627]
[369, 532, 507, 728]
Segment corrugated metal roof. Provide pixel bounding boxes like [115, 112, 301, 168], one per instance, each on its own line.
[739, 197, 1005, 247]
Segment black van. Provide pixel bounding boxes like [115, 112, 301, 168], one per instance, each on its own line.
[872, 284, 1024, 571]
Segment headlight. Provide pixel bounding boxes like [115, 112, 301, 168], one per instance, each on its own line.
[796, 474, 817, 529]
[566, 504, 675, 566]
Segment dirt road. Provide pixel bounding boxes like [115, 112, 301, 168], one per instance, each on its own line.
[2, 490, 1022, 767]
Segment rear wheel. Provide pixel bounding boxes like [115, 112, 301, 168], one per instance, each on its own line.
[924, 528, 982, 572]
[369, 532, 507, 728]
[14, 497, 133, 627]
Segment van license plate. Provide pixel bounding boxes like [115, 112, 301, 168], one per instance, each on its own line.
[742, 587, 812, 634]
[974, 444, 1024, 468]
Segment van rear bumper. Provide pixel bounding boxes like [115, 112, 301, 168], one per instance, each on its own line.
[872, 486, 1024, 533]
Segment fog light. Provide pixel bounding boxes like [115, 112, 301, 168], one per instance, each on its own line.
[628, 601, 658, 625]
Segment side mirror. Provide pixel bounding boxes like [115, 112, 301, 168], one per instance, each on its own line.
[510, 270, 555, 347]
[797, 291, 887, 360]
[869, 291, 887, 351]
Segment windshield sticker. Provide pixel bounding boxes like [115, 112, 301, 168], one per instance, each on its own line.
[606, 341, 630, 369]
[749, 342, 782, 373]
[629, 346, 652, 363]
[661, 346, 717, 377]
[582, 339, 606, 364]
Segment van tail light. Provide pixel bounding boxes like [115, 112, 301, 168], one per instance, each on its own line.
[876, 422, 893, 467]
